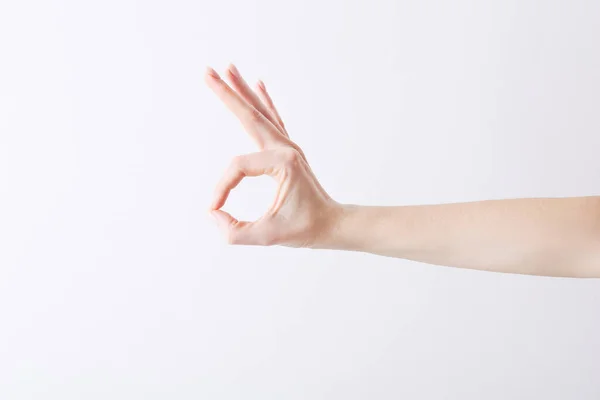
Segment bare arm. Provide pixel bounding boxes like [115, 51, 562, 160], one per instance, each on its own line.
[318, 199, 600, 278]
[205, 65, 600, 278]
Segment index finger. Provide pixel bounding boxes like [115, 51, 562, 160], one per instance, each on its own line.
[211, 150, 282, 210]
[205, 67, 281, 149]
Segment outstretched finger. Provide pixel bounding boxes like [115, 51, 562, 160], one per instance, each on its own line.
[225, 64, 286, 135]
[204, 67, 281, 149]
[256, 80, 289, 138]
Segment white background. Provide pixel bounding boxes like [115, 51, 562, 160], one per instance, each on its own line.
[1, 0, 600, 398]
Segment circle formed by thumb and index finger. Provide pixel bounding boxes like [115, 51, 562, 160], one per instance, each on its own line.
[211, 149, 288, 211]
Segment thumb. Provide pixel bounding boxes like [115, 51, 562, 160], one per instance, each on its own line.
[211, 210, 273, 246]
[211, 209, 236, 231]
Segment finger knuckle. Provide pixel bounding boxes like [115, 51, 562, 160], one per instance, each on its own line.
[230, 155, 244, 169]
[280, 147, 300, 166]
[292, 142, 306, 157]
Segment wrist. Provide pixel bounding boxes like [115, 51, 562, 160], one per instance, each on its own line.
[309, 202, 356, 250]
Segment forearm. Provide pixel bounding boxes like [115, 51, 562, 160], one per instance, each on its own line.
[319, 197, 600, 277]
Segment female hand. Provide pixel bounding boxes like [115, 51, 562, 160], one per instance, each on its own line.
[205, 64, 340, 248]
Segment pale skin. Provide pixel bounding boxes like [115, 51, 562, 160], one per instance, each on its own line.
[206, 64, 600, 278]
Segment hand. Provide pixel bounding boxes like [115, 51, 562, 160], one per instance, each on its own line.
[205, 64, 340, 248]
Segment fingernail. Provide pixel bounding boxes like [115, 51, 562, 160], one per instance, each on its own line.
[206, 66, 220, 79]
[257, 80, 266, 90]
[228, 64, 240, 77]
